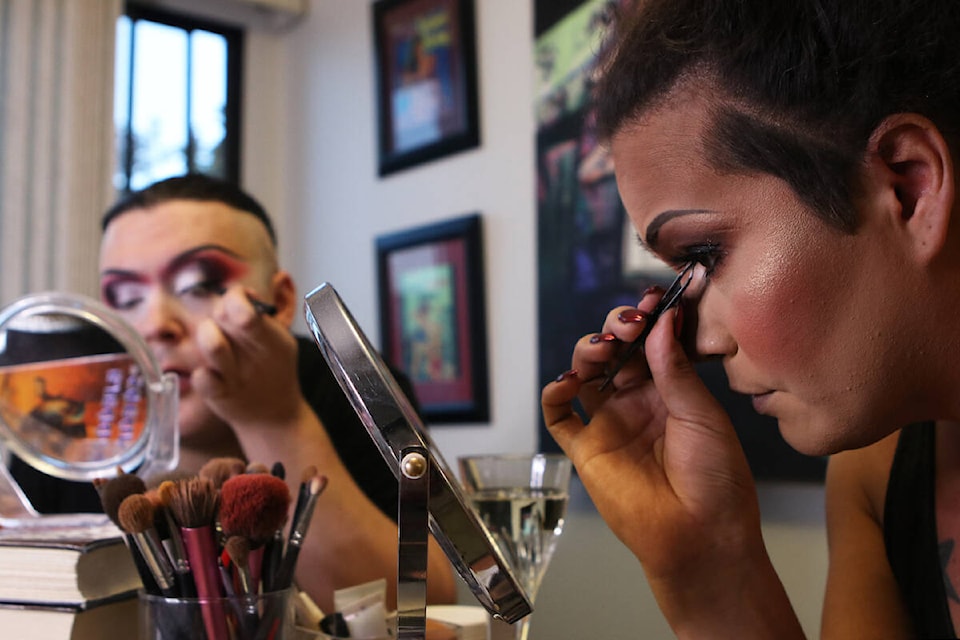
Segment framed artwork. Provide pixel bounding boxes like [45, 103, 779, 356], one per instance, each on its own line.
[376, 213, 490, 424]
[372, 0, 481, 176]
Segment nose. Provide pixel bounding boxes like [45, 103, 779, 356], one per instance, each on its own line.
[681, 271, 737, 361]
[133, 291, 187, 344]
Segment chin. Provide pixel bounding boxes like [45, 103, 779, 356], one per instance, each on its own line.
[775, 415, 851, 457]
[777, 410, 889, 457]
[176, 398, 222, 444]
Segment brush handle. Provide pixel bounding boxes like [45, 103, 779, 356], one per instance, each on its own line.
[123, 533, 162, 595]
[274, 479, 323, 590]
[131, 530, 177, 597]
[181, 526, 230, 640]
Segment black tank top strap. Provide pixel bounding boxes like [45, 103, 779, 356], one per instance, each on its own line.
[884, 421, 955, 638]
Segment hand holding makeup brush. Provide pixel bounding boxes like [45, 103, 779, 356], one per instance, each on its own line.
[190, 284, 303, 430]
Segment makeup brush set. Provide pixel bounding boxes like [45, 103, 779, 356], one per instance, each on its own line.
[93, 457, 327, 640]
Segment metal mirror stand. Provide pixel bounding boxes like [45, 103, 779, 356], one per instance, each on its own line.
[397, 446, 430, 640]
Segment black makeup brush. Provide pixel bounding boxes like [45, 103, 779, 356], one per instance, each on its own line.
[95, 472, 160, 595]
[215, 287, 278, 316]
[273, 474, 328, 590]
[117, 493, 177, 598]
[155, 481, 196, 597]
[261, 461, 288, 591]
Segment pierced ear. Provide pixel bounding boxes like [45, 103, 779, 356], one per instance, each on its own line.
[268, 270, 298, 329]
[869, 113, 955, 262]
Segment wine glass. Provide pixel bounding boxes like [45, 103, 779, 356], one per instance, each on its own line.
[458, 453, 572, 640]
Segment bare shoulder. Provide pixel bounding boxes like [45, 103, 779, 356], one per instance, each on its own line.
[821, 430, 914, 638]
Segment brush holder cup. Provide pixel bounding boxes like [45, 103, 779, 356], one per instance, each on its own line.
[139, 587, 295, 640]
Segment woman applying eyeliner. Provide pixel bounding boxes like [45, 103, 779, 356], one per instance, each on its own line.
[542, 0, 960, 637]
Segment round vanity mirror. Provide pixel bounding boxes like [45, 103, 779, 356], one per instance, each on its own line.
[0, 292, 177, 501]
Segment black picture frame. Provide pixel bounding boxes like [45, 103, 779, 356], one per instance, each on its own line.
[372, 0, 481, 176]
[376, 214, 490, 424]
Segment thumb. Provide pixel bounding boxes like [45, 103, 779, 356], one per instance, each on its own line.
[644, 307, 727, 428]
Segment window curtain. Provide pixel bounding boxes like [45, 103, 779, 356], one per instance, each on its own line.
[0, 0, 121, 306]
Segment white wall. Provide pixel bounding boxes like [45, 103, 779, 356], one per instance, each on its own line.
[239, 1, 828, 637]
[245, 0, 538, 464]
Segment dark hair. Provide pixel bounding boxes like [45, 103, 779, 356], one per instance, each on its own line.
[102, 174, 277, 245]
[594, 0, 960, 231]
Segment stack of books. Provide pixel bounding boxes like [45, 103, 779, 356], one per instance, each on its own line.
[0, 518, 141, 640]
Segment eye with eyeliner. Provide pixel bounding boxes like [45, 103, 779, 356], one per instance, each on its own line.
[675, 242, 723, 275]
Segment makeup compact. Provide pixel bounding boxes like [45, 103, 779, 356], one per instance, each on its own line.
[0, 292, 178, 526]
[304, 283, 532, 637]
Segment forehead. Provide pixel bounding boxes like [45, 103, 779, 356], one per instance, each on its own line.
[610, 92, 716, 220]
[99, 200, 273, 270]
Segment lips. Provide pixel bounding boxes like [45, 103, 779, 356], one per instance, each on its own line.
[750, 391, 774, 415]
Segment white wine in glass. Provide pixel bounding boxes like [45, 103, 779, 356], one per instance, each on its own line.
[458, 453, 572, 640]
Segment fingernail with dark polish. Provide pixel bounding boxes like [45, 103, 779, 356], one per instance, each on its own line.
[555, 369, 579, 383]
[589, 333, 618, 344]
[641, 285, 665, 299]
[618, 308, 648, 323]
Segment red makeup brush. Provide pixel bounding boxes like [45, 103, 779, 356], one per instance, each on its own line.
[219, 473, 291, 594]
[165, 477, 229, 640]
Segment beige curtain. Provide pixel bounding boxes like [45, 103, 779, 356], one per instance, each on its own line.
[0, 0, 121, 306]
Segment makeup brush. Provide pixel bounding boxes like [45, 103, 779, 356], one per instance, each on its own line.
[98, 472, 147, 524]
[95, 472, 160, 594]
[225, 535, 261, 637]
[273, 474, 328, 590]
[198, 456, 247, 489]
[215, 287, 278, 316]
[245, 461, 270, 475]
[291, 464, 318, 531]
[166, 477, 229, 640]
[117, 493, 177, 597]
[219, 473, 291, 593]
[261, 461, 288, 591]
[155, 481, 197, 597]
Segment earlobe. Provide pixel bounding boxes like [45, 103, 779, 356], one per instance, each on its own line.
[269, 271, 298, 329]
[869, 113, 955, 261]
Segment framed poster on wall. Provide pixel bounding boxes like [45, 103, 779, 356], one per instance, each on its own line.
[376, 213, 489, 424]
[372, 0, 481, 176]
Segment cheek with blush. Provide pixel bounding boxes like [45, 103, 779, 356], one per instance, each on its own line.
[733, 267, 827, 374]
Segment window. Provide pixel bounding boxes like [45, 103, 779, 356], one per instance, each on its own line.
[114, 4, 243, 192]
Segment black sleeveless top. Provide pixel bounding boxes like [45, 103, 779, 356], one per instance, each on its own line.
[884, 421, 956, 638]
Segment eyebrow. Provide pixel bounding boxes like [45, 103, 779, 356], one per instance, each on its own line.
[100, 244, 245, 281]
[643, 209, 715, 252]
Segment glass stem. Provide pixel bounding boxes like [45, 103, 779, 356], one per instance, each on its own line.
[515, 615, 532, 640]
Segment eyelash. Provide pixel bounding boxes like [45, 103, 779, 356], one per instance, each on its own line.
[675, 243, 722, 275]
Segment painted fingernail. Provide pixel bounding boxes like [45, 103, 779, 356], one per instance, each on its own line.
[555, 369, 579, 383]
[641, 285, 665, 299]
[589, 333, 618, 344]
[618, 308, 648, 323]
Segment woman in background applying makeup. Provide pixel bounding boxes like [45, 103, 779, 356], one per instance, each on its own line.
[10, 174, 456, 613]
[542, 0, 960, 638]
